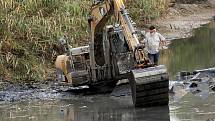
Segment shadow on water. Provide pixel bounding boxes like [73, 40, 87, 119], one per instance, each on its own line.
[160, 21, 215, 79]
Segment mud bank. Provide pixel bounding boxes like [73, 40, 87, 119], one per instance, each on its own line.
[153, 1, 215, 40]
[1, 68, 215, 103]
[0, 78, 131, 102]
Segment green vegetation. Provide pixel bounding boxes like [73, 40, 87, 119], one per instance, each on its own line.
[127, 0, 170, 25]
[0, 0, 169, 82]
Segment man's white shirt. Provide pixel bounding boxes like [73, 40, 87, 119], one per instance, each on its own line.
[144, 32, 165, 54]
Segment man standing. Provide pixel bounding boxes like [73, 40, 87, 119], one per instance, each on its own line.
[144, 26, 166, 66]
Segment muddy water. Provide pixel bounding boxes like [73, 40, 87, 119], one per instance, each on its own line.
[0, 22, 215, 121]
[160, 21, 215, 79]
[0, 93, 215, 121]
[0, 96, 170, 121]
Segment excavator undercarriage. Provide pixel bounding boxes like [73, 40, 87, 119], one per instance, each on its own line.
[55, 0, 169, 107]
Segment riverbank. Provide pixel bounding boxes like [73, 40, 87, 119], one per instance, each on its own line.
[153, 0, 215, 40]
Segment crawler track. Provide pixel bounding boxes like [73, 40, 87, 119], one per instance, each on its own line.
[129, 65, 169, 107]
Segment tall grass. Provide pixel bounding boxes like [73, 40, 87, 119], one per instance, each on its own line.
[126, 0, 170, 24]
[0, 0, 91, 82]
[0, 0, 169, 82]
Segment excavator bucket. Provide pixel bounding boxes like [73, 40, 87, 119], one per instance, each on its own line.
[129, 65, 169, 107]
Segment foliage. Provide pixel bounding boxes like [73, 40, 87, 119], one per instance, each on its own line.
[126, 0, 170, 25]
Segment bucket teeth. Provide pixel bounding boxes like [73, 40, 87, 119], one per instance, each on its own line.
[129, 65, 169, 107]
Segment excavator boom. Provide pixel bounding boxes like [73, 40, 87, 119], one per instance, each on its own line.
[89, 0, 148, 82]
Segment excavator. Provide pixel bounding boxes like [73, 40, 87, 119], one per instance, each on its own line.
[55, 0, 169, 107]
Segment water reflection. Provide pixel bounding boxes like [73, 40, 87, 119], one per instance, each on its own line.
[60, 97, 170, 121]
[0, 96, 170, 121]
[160, 21, 215, 79]
[1, 93, 215, 121]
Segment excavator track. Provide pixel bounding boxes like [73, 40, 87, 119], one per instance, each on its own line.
[129, 65, 169, 107]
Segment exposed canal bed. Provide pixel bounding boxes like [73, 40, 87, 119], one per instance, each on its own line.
[0, 22, 215, 121]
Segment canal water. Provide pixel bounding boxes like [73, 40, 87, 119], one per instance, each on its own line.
[160, 21, 215, 79]
[0, 21, 215, 121]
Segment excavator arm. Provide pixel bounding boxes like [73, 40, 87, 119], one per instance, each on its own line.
[89, 0, 169, 107]
[90, 0, 140, 50]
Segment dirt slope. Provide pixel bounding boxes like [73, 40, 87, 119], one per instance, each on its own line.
[153, 0, 215, 40]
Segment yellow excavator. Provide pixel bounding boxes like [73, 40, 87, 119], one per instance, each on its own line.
[55, 0, 169, 107]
